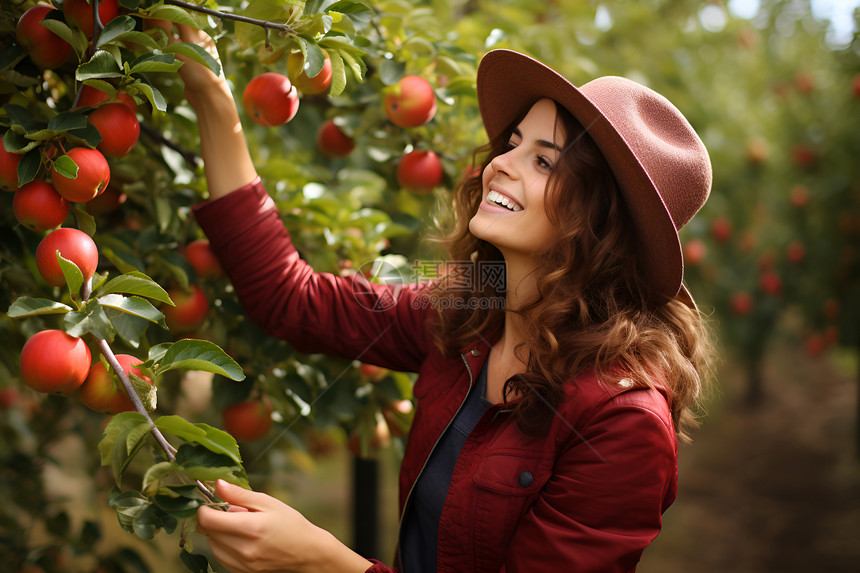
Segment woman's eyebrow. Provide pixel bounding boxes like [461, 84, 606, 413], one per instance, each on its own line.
[511, 127, 562, 152]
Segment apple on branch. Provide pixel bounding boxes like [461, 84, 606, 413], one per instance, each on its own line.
[15, 5, 73, 70]
[287, 49, 333, 95]
[79, 354, 153, 414]
[51, 147, 111, 203]
[242, 73, 300, 127]
[13, 180, 70, 232]
[19, 330, 92, 395]
[397, 149, 443, 194]
[35, 227, 99, 287]
[385, 75, 437, 128]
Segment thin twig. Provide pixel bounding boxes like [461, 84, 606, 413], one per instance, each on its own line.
[164, 0, 297, 36]
[81, 280, 217, 504]
[139, 122, 201, 167]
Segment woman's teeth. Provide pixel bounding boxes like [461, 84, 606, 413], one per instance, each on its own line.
[487, 190, 522, 212]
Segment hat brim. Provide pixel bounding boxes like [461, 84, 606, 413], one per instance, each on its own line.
[476, 49, 687, 305]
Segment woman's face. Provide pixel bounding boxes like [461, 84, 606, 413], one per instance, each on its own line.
[469, 98, 565, 260]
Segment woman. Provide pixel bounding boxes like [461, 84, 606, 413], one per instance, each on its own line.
[176, 24, 714, 573]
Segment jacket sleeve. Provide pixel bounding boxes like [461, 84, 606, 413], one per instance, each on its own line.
[192, 178, 434, 373]
[502, 389, 678, 573]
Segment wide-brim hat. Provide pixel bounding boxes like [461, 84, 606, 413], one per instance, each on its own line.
[476, 49, 712, 308]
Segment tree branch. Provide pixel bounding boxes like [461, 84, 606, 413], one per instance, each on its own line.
[81, 280, 217, 504]
[164, 0, 298, 38]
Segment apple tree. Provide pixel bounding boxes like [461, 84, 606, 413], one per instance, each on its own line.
[2, 0, 859, 571]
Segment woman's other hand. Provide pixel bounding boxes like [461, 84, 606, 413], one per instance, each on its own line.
[197, 480, 373, 573]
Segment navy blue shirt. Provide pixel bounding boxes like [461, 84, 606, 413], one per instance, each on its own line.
[400, 358, 493, 572]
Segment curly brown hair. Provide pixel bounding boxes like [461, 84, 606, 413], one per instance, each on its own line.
[428, 101, 714, 441]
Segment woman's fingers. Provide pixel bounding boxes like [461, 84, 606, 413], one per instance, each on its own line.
[214, 479, 276, 512]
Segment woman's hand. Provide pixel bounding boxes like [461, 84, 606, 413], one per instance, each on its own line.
[149, 20, 224, 101]
[197, 480, 373, 573]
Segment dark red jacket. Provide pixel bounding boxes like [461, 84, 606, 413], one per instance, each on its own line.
[194, 179, 678, 573]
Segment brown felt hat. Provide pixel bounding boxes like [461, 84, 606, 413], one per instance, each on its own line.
[477, 49, 712, 307]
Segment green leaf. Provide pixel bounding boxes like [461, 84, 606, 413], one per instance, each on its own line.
[4, 104, 44, 133]
[144, 5, 203, 29]
[76, 50, 123, 81]
[142, 461, 179, 493]
[96, 16, 137, 48]
[6, 297, 72, 318]
[98, 272, 173, 305]
[174, 444, 248, 487]
[130, 372, 157, 411]
[180, 550, 210, 573]
[100, 293, 166, 324]
[129, 79, 167, 112]
[52, 155, 79, 180]
[67, 123, 104, 148]
[380, 58, 405, 86]
[157, 339, 245, 381]
[57, 251, 84, 296]
[3, 130, 39, 155]
[148, 342, 171, 363]
[105, 30, 161, 50]
[162, 43, 221, 77]
[104, 307, 152, 349]
[300, 38, 327, 78]
[129, 52, 182, 75]
[17, 149, 41, 186]
[153, 489, 208, 519]
[99, 412, 149, 483]
[156, 416, 242, 465]
[65, 298, 116, 341]
[40, 17, 88, 58]
[340, 49, 365, 81]
[47, 110, 88, 132]
[72, 204, 97, 237]
[327, 49, 347, 96]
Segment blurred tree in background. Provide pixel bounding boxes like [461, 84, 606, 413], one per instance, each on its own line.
[0, 0, 857, 571]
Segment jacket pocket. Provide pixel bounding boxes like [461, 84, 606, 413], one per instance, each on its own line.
[470, 451, 554, 572]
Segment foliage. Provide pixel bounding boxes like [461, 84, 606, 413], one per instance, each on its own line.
[1, 0, 858, 571]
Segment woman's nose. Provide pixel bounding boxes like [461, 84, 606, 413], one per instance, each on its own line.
[489, 148, 518, 179]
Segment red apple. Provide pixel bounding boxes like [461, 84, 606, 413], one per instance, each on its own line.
[223, 399, 273, 442]
[359, 362, 386, 381]
[87, 103, 140, 158]
[397, 149, 443, 193]
[804, 333, 824, 357]
[791, 144, 817, 167]
[13, 180, 69, 231]
[382, 399, 413, 438]
[786, 242, 805, 263]
[348, 415, 391, 457]
[710, 216, 732, 243]
[316, 120, 355, 158]
[794, 71, 814, 93]
[79, 354, 152, 413]
[287, 50, 333, 95]
[183, 239, 224, 279]
[683, 239, 706, 266]
[51, 147, 111, 203]
[19, 330, 92, 394]
[0, 145, 23, 191]
[163, 285, 209, 332]
[385, 75, 437, 128]
[75, 84, 137, 110]
[853, 74, 860, 99]
[63, 0, 119, 38]
[789, 184, 809, 207]
[85, 185, 127, 215]
[15, 5, 73, 70]
[35, 227, 99, 287]
[730, 291, 753, 316]
[759, 270, 782, 296]
[242, 73, 300, 127]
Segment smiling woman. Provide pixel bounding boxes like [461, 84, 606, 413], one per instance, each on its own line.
[170, 19, 716, 572]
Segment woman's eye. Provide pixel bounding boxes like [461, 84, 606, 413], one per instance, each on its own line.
[537, 156, 553, 170]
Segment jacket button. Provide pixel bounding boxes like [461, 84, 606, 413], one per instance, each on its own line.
[470, 348, 481, 356]
[518, 471, 533, 487]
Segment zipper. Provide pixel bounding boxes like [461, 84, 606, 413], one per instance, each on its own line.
[394, 351, 477, 568]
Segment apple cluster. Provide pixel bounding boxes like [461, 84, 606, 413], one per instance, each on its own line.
[241, 60, 444, 194]
[7, 3, 140, 232]
[17, 227, 152, 413]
